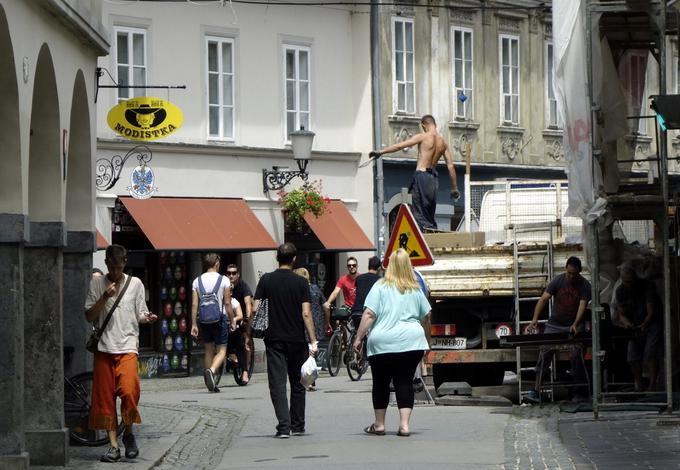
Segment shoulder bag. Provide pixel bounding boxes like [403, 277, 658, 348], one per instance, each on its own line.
[86, 275, 132, 353]
[251, 298, 269, 339]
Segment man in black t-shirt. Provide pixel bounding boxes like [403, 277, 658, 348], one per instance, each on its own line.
[526, 257, 591, 403]
[254, 243, 318, 438]
[351, 256, 382, 329]
[226, 264, 254, 384]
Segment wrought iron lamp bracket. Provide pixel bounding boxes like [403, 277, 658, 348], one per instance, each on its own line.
[96, 145, 152, 191]
[262, 162, 309, 193]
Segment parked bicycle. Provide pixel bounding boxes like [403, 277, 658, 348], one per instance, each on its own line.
[346, 327, 369, 381]
[326, 305, 353, 376]
[63, 347, 124, 446]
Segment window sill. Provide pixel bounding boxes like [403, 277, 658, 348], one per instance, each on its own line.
[496, 125, 525, 135]
[388, 114, 421, 125]
[542, 128, 564, 138]
[448, 120, 480, 130]
[206, 137, 236, 145]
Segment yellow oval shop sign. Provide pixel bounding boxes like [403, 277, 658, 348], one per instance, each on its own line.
[107, 97, 183, 141]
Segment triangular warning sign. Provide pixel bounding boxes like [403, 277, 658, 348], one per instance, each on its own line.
[383, 204, 434, 267]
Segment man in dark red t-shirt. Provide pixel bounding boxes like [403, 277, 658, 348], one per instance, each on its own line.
[324, 256, 359, 309]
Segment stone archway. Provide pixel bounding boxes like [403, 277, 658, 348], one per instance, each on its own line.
[24, 42, 68, 466]
[0, 5, 29, 470]
[63, 70, 95, 378]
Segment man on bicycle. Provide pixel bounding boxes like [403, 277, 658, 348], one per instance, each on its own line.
[324, 256, 360, 315]
[351, 256, 382, 329]
[226, 264, 254, 384]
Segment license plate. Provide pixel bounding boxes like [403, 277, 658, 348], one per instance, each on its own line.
[431, 337, 467, 350]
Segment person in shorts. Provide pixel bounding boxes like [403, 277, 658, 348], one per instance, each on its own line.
[190, 253, 236, 392]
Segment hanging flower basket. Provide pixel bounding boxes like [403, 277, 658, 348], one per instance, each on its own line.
[277, 180, 330, 232]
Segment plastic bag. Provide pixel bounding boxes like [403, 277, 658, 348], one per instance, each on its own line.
[300, 356, 318, 389]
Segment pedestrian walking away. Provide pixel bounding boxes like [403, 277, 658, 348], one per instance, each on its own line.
[527, 256, 591, 403]
[324, 256, 359, 311]
[368, 114, 459, 231]
[84, 244, 158, 463]
[254, 243, 318, 438]
[190, 253, 236, 393]
[226, 263, 254, 384]
[352, 248, 431, 437]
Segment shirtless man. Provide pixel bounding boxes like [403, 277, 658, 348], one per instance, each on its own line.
[369, 115, 459, 231]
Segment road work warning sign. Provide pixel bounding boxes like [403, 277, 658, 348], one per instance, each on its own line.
[383, 204, 434, 267]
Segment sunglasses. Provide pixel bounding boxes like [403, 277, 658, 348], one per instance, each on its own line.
[226, 271, 239, 275]
[347, 264, 357, 268]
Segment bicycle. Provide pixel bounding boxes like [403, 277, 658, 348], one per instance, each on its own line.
[215, 320, 255, 387]
[326, 305, 353, 377]
[63, 347, 124, 446]
[346, 327, 369, 381]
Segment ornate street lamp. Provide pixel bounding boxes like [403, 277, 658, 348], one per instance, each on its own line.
[262, 128, 315, 193]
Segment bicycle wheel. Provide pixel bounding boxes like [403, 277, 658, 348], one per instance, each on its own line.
[64, 372, 124, 446]
[233, 341, 255, 386]
[327, 332, 342, 377]
[346, 333, 369, 381]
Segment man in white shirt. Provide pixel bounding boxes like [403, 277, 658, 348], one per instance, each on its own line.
[85, 244, 157, 463]
[190, 253, 236, 392]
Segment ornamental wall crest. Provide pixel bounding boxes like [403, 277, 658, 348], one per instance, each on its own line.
[497, 16, 521, 31]
[452, 133, 470, 161]
[634, 143, 651, 167]
[546, 140, 564, 161]
[501, 136, 520, 160]
[394, 127, 415, 152]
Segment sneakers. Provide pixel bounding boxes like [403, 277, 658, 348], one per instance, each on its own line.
[100, 446, 121, 463]
[291, 430, 305, 436]
[524, 389, 540, 404]
[274, 431, 290, 439]
[203, 368, 215, 392]
[122, 433, 139, 459]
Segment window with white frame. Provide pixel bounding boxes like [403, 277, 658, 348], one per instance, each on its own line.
[499, 34, 519, 125]
[618, 50, 648, 134]
[452, 27, 473, 120]
[393, 17, 415, 114]
[115, 26, 146, 102]
[284, 45, 311, 139]
[545, 41, 562, 128]
[207, 36, 235, 140]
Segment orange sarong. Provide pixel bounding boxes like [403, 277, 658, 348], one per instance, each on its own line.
[89, 352, 142, 431]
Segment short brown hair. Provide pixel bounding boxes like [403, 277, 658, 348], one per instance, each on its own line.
[202, 253, 221, 271]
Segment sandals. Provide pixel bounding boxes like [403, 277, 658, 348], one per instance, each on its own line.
[397, 429, 411, 437]
[363, 424, 386, 436]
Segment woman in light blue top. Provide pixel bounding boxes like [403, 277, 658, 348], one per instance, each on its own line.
[352, 248, 431, 437]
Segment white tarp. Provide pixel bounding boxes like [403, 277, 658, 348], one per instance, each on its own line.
[553, 0, 608, 224]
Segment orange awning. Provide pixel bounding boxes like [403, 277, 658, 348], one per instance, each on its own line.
[304, 200, 374, 251]
[96, 230, 109, 250]
[119, 197, 277, 251]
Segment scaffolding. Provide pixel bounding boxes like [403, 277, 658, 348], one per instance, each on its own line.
[585, 0, 677, 417]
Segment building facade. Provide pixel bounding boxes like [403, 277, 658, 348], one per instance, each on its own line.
[0, 0, 107, 467]
[94, 2, 375, 377]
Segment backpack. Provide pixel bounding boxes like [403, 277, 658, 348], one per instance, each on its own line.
[197, 274, 224, 324]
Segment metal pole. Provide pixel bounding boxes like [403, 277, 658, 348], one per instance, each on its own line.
[657, 2, 673, 414]
[465, 142, 471, 232]
[585, 0, 601, 420]
[371, 1, 385, 257]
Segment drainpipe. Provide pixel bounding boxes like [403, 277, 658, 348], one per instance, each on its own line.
[371, 1, 385, 257]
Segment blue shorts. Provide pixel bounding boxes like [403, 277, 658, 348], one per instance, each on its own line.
[200, 315, 228, 346]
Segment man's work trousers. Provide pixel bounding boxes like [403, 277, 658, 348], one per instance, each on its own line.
[90, 352, 141, 431]
[409, 169, 439, 231]
[265, 340, 309, 434]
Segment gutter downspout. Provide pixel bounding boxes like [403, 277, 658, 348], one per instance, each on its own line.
[371, 1, 385, 257]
